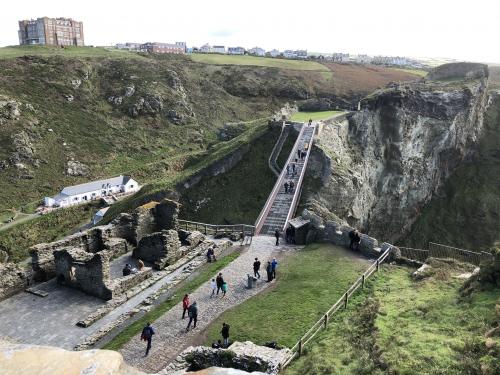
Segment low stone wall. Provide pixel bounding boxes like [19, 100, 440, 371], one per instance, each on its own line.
[111, 268, 153, 297]
[133, 229, 182, 270]
[163, 341, 290, 375]
[0, 263, 31, 302]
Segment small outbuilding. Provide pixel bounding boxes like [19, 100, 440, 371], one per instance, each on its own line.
[288, 217, 310, 245]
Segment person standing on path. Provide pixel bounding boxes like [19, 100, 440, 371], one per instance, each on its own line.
[271, 258, 278, 280]
[141, 322, 155, 357]
[297, 148, 302, 159]
[284, 181, 289, 193]
[210, 278, 216, 297]
[275, 229, 280, 246]
[286, 164, 290, 175]
[216, 273, 224, 295]
[253, 257, 261, 279]
[289, 180, 294, 193]
[291, 163, 296, 175]
[182, 294, 190, 319]
[186, 301, 198, 331]
[266, 261, 273, 282]
[221, 281, 228, 298]
[221, 323, 230, 348]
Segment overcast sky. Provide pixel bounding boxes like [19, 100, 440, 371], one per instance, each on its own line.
[2, 0, 499, 63]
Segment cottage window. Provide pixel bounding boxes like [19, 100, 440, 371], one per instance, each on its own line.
[130, 185, 134, 188]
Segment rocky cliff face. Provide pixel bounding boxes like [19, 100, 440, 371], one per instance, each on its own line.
[305, 64, 490, 243]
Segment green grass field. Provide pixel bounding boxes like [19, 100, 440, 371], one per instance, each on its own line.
[290, 111, 345, 122]
[0, 45, 146, 60]
[390, 67, 428, 77]
[102, 251, 241, 351]
[190, 54, 330, 71]
[285, 265, 499, 375]
[203, 243, 369, 348]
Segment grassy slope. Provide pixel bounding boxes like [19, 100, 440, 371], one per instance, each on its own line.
[179, 126, 296, 225]
[203, 243, 369, 347]
[190, 54, 330, 71]
[0, 202, 101, 262]
[402, 94, 500, 251]
[102, 251, 240, 351]
[285, 265, 499, 375]
[290, 110, 345, 122]
[0, 45, 145, 60]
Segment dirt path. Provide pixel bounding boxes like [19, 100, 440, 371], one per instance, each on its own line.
[120, 235, 300, 373]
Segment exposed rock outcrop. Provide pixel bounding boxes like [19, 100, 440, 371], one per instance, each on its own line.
[305, 66, 490, 243]
[0, 263, 30, 302]
[0, 96, 21, 122]
[66, 159, 89, 176]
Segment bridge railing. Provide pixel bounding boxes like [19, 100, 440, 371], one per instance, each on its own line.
[254, 123, 307, 235]
[428, 242, 492, 266]
[178, 219, 255, 237]
[281, 245, 393, 369]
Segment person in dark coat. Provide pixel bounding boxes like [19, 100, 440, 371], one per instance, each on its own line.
[221, 323, 230, 347]
[253, 257, 261, 279]
[141, 322, 155, 356]
[266, 261, 273, 282]
[349, 229, 361, 251]
[122, 264, 132, 276]
[289, 180, 294, 193]
[297, 148, 302, 159]
[274, 229, 280, 246]
[216, 273, 224, 295]
[186, 301, 198, 331]
[284, 181, 289, 193]
[301, 150, 306, 160]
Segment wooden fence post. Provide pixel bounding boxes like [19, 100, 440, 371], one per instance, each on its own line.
[376, 259, 379, 271]
[298, 339, 302, 357]
[362, 274, 365, 288]
[324, 314, 328, 329]
[344, 292, 348, 309]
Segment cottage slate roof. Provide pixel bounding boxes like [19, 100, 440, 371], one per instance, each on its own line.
[60, 175, 132, 196]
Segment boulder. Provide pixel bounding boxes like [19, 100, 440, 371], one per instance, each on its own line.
[66, 160, 89, 176]
[0, 97, 21, 120]
[124, 85, 135, 97]
[63, 94, 74, 102]
[0, 249, 8, 263]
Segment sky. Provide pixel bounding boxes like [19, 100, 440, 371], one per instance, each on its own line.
[2, 0, 499, 63]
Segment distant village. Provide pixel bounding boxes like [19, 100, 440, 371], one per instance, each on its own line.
[17, 16, 425, 69]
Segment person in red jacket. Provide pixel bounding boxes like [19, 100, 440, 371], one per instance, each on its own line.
[182, 294, 190, 319]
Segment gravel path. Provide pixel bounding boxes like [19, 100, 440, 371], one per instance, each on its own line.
[120, 235, 300, 373]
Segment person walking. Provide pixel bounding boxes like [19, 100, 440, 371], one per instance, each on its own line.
[210, 278, 216, 297]
[301, 150, 306, 160]
[221, 281, 228, 297]
[284, 181, 289, 193]
[141, 322, 155, 356]
[266, 261, 273, 282]
[289, 180, 294, 193]
[253, 257, 261, 279]
[291, 163, 296, 174]
[216, 273, 224, 295]
[286, 164, 290, 175]
[182, 294, 190, 319]
[271, 258, 278, 280]
[297, 148, 302, 159]
[308, 118, 312, 126]
[186, 301, 198, 331]
[275, 228, 280, 246]
[221, 323, 230, 348]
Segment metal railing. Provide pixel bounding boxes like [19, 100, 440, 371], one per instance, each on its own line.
[281, 246, 392, 368]
[178, 219, 255, 237]
[428, 242, 492, 266]
[268, 122, 290, 177]
[398, 247, 429, 262]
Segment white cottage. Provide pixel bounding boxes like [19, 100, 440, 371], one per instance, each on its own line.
[44, 175, 139, 208]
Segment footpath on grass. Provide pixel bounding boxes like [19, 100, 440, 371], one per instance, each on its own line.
[120, 236, 300, 373]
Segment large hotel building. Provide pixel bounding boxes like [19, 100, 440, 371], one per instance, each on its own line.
[18, 17, 84, 46]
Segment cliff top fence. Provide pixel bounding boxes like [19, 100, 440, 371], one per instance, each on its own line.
[178, 219, 255, 237]
[281, 245, 393, 369]
[398, 242, 493, 266]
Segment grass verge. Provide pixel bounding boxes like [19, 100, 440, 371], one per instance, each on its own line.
[102, 251, 241, 351]
[290, 111, 345, 122]
[284, 265, 499, 375]
[203, 243, 369, 348]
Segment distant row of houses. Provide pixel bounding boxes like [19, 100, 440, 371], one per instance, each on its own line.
[330, 52, 422, 67]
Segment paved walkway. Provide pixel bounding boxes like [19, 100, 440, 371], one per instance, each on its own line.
[259, 124, 316, 235]
[120, 236, 300, 373]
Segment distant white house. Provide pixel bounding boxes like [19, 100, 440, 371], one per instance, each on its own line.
[228, 47, 245, 55]
[268, 49, 280, 57]
[248, 47, 265, 56]
[212, 45, 226, 54]
[199, 43, 213, 53]
[44, 175, 139, 208]
[93, 207, 110, 225]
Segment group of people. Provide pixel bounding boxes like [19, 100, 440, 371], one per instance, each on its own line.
[181, 294, 199, 331]
[253, 256, 278, 282]
[211, 272, 228, 297]
[297, 148, 306, 161]
[284, 180, 295, 193]
[286, 162, 296, 176]
[122, 259, 144, 276]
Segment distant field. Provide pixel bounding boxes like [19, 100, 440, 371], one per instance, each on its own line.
[291, 110, 345, 122]
[190, 53, 330, 71]
[0, 45, 145, 60]
[390, 67, 428, 77]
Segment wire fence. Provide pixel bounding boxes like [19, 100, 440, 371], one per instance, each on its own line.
[281, 246, 392, 368]
[398, 246, 429, 262]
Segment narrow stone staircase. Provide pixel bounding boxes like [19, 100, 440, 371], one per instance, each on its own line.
[256, 123, 316, 235]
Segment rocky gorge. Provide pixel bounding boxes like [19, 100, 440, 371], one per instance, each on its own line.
[304, 63, 492, 243]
